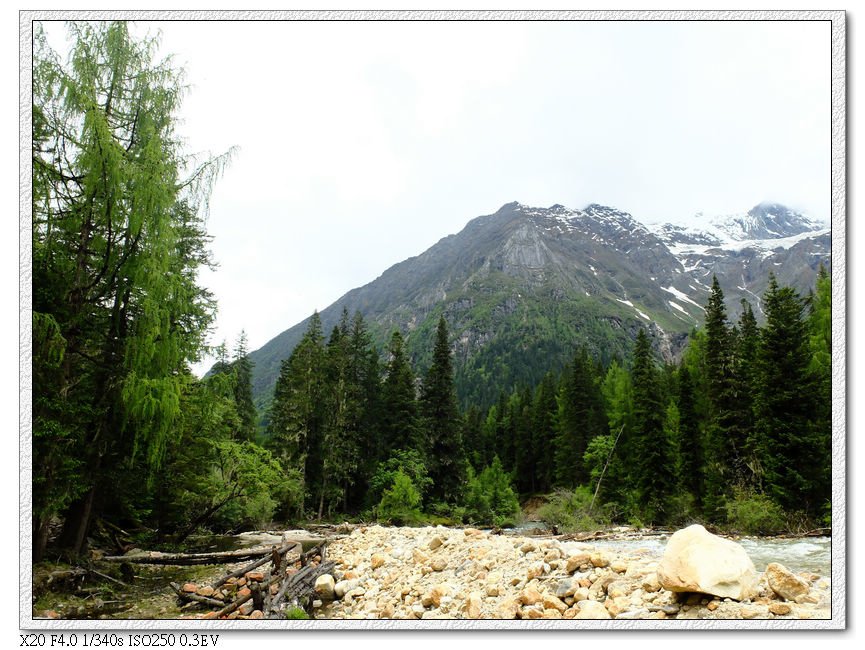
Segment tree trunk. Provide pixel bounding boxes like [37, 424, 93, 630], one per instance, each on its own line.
[58, 485, 96, 557]
[33, 515, 52, 563]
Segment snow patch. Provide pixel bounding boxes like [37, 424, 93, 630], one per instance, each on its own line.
[661, 286, 706, 311]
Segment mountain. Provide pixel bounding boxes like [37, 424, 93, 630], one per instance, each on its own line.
[247, 201, 830, 409]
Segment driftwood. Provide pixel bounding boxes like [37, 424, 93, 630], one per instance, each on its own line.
[211, 541, 301, 589]
[213, 575, 281, 619]
[162, 538, 332, 620]
[103, 545, 281, 565]
[169, 582, 226, 608]
[267, 560, 335, 619]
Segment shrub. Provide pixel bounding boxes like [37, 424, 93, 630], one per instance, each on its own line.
[368, 449, 432, 507]
[725, 487, 786, 535]
[463, 456, 521, 527]
[378, 470, 423, 525]
[536, 486, 608, 533]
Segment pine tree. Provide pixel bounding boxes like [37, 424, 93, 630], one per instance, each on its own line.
[732, 300, 760, 485]
[380, 331, 420, 461]
[530, 372, 559, 493]
[420, 316, 465, 503]
[266, 313, 326, 514]
[754, 275, 823, 514]
[701, 276, 736, 521]
[232, 331, 258, 442]
[554, 347, 605, 488]
[629, 329, 674, 524]
[676, 364, 703, 512]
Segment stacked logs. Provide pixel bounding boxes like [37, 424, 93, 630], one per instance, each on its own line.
[166, 540, 334, 620]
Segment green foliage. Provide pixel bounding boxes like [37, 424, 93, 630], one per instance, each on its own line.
[378, 470, 423, 525]
[753, 274, 825, 514]
[420, 316, 466, 503]
[462, 456, 521, 527]
[368, 449, 432, 508]
[536, 487, 608, 533]
[284, 607, 310, 620]
[724, 487, 786, 535]
[32, 20, 231, 558]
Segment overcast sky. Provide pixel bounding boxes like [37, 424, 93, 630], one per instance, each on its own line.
[40, 18, 831, 371]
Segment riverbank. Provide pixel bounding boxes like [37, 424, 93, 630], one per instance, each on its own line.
[313, 525, 831, 620]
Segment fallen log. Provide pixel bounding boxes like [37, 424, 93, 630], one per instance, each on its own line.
[213, 575, 281, 619]
[267, 558, 335, 619]
[211, 541, 301, 589]
[103, 545, 283, 566]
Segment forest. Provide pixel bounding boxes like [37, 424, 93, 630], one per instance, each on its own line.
[30, 22, 832, 565]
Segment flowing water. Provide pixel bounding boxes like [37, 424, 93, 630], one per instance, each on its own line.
[561, 533, 832, 577]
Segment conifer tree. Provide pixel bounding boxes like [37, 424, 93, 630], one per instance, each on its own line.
[701, 276, 736, 521]
[380, 331, 420, 461]
[421, 316, 465, 503]
[32, 22, 230, 557]
[266, 313, 326, 513]
[754, 275, 823, 513]
[676, 364, 703, 512]
[531, 372, 559, 493]
[629, 329, 674, 524]
[554, 347, 605, 488]
[232, 331, 258, 442]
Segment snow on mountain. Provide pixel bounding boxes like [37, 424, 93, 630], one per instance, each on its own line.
[650, 203, 829, 259]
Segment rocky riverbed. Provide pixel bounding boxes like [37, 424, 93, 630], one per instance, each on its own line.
[312, 525, 832, 620]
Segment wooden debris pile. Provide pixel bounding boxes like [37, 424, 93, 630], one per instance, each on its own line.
[164, 540, 334, 620]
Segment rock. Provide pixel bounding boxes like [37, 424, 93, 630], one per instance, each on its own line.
[543, 593, 568, 613]
[641, 572, 661, 593]
[431, 558, 447, 572]
[765, 562, 810, 601]
[526, 562, 545, 581]
[542, 608, 563, 619]
[588, 572, 617, 599]
[573, 587, 590, 602]
[769, 602, 793, 616]
[429, 583, 452, 607]
[555, 578, 577, 599]
[590, 551, 610, 568]
[245, 571, 264, 582]
[465, 592, 483, 619]
[412, 548, 429, 564]
[496, 597, 521, 619]
[429, 536, 444, 550]
[657, 524, 758, 601]
[371, 553, 387, 569]
[181, 583, 198, 593]
[610, 559, 628, 573]
[518, 585, 543, 606]
[606, 581, 631, 599]
[314, 574, 336, 600]
[566, 552, 592, 573]
[334, 579, 359, 599]
[196, 586, 215, 597]
[520, 605, 544, 619]
[520, 541, 537, 554]
[237, 587, 251, 599]
[248, 610, 264, 620]
[238, 601, 254, 615]
[575, 600, 612, 619]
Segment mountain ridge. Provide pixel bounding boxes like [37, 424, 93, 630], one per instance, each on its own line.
[247, 200, 830, 408]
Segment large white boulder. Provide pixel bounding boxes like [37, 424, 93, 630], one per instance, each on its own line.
[657, 524, 758, 601]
